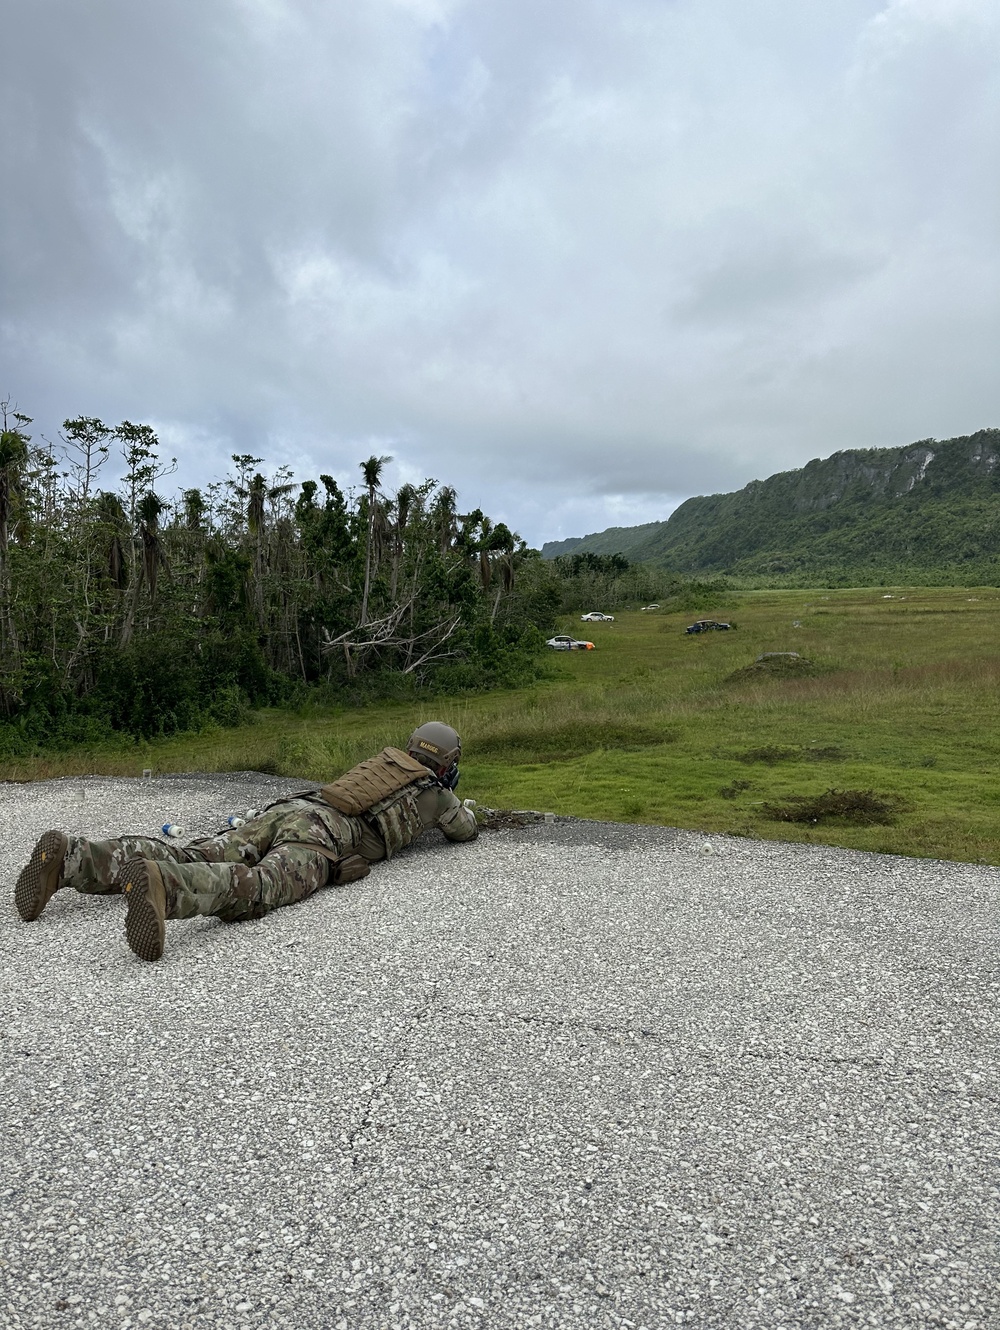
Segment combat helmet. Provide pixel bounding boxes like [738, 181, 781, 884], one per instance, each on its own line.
[407, 721, 462, 773]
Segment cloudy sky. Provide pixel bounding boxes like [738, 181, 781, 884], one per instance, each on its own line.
[3, 0, 998, 546]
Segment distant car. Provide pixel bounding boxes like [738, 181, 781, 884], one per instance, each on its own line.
[580, 612, 615, 622]
[640, 604, 660, 611]
[685, 620, 733, 634]
[546, 635, 597, 650]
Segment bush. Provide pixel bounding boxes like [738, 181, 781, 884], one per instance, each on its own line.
[90, 639, 203, 738]
[208, 684, 255, 728]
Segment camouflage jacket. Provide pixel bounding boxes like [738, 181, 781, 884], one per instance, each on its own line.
[264, 780, 478, 861]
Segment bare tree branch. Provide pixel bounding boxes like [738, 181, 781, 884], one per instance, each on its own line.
[320, 599, 462, 675]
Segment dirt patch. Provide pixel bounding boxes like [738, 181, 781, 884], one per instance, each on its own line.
[805, 746, 848, 762]
[736, 745, 799, 764]
[719, 779, 753, 799]
[760, 788, 904, 826]
[477, 807, 556, 831]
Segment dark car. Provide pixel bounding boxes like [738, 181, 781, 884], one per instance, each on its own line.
[685, 620, 733, 634]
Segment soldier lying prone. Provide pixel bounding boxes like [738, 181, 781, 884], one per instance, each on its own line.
[14, 722, 477, 963]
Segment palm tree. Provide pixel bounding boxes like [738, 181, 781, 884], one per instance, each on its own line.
[432, 485, 459, 558]
[119, 491, 167, 645]
[246, 473, 268, 537]
[359, 454, 391, 626]
[137, 492, 168, 603]
[487, 523, 518, 623]
[241, 471, 296, 627]
[0, 428, 27, 553]
[478, 515, 494, 591]
[183, 488, 207, 531]
[93, 491, 130, 591]
[0, 427, 29, 654]
[390, 482, 417, 601]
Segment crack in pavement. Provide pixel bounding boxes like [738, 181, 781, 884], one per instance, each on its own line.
[437, 1008, 1000, 1093]
[446, 1007, 662, 1040]
[344, 977, 444, 1179]
[337, 1002, 998, 1179]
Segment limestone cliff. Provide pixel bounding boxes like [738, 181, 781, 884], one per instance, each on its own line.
[542, 429, 1000, 579]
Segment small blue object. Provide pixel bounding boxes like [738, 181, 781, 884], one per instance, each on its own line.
[162, 823, 185, 838]
[227, 815, 245, 828]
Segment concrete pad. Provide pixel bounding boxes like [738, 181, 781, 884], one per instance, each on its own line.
[1, 774, 998, 1329]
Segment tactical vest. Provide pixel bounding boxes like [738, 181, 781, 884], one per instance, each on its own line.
[319, 746, 429, 815]
[319, 747, 436, 859]
[366, 783, 432, 858]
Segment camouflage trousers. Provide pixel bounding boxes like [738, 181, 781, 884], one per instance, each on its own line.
[62, 798, 363, 923]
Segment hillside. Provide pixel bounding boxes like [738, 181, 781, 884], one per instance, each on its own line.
[542, 429, 1000, 582]
[540, 521, 664, 561]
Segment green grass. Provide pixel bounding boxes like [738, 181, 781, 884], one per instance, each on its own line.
[5, 586, 1000, 865]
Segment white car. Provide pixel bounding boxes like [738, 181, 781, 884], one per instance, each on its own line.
[546, 635, 596, 650]
[640, 604, 660, 611]
[580, 612, 614, 622]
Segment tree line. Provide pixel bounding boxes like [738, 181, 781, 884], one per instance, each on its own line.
[550, 551, 663, 611]
[0, 403, 562, 752]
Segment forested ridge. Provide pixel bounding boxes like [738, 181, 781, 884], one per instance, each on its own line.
[0, 404, 565, 752]
[542, 429, 1000, 584]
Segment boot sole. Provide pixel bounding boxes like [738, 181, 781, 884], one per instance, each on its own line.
[15, 831, 68, 922]
[121, 862, 166, 962]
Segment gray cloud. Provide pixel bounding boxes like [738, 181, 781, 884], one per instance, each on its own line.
[2, 0, 998, 545]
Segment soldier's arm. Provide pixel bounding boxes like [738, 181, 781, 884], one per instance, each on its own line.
[415, 785, 479, 842]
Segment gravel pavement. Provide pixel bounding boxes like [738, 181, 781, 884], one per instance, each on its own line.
[1, 773, 998, 1330]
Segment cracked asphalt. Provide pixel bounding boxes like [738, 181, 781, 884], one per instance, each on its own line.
[1, 772, 999, 1330]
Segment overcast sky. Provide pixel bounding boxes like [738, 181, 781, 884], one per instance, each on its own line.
[3, 0, 998, 546]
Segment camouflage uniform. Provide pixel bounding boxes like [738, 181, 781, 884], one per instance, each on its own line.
[57, 782, 477, 924]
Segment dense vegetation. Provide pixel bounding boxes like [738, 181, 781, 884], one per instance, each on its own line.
[0, 403, 564, 753]
[542, 429, 1000, 585]
[549, 551, 662, 611]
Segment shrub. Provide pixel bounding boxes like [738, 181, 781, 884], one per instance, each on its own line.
[760, 789, 903, 825]
[208, 685, 255, 728]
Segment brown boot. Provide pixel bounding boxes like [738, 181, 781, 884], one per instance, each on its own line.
[15, 831, 69, 921]
[120, 859, 169, 962]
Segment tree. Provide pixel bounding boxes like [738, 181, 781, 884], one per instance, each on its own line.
[137, 492, 168, 603]
[116, 421, 175, 525]
[478, 515, 494, 591]
[120, 491, 168, 645]
[487, 523, 518, 623]
[0, 427, 28, 566]
[61, 417, 112, 504]
[0, 404, 31, 659]
[432, 485, 459, 557]
[390, 482, 417, 602]
[359, 453, 391, 627]
[93, 492, 130, 592]
[239, 469, 296, 628]
[182, 489, 207, 531]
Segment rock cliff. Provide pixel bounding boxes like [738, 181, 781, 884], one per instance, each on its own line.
[542, 429, 1000, 580]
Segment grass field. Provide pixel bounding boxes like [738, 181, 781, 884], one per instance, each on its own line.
[4, 586, 1000, 865]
